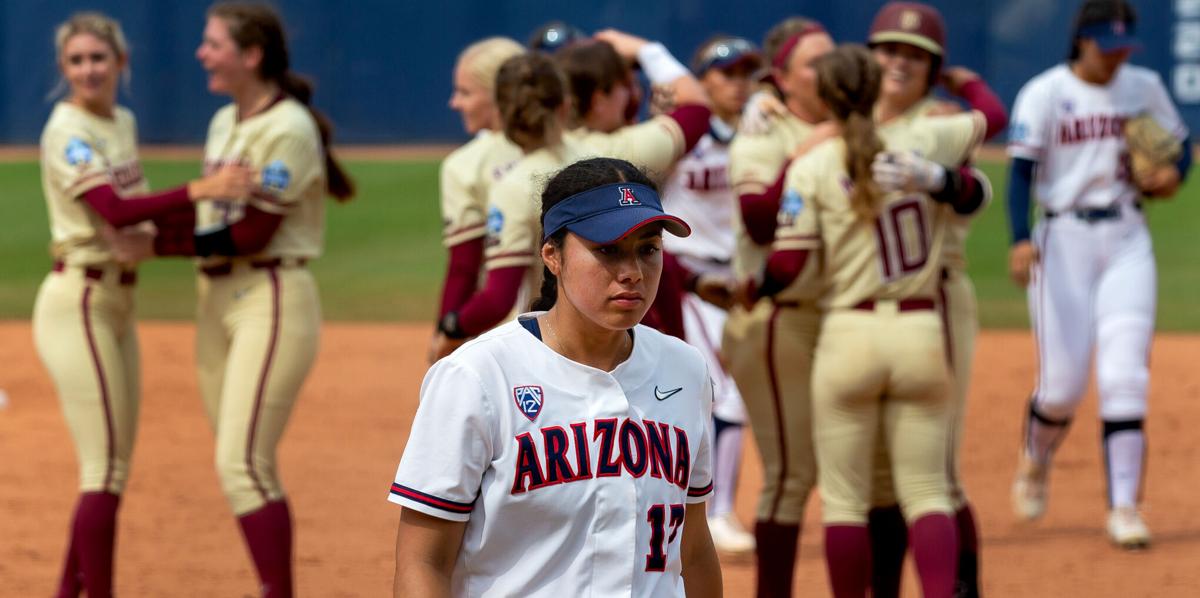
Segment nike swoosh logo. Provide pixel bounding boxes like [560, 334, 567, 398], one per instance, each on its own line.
[654, 386, 683, 401]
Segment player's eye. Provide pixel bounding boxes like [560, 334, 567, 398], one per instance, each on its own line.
[90, 53, 108, 63]
[639, 244, 661, 257]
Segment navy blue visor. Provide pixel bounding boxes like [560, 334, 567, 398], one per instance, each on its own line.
[542, 182, 691, 243]
[1079, 20, 1140, 52]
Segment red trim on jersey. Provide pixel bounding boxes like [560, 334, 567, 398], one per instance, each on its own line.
[81, 285, 117, 491]
[457, 265, 526, 336]
[957, 79, 1008, 141]
[667, 105, 713, 154]
[687, 481, 714, 497]
[739, 161, 791, 246]
[82, 183, 192, 228]
[764, 304, 789, 521]
[389, 483, 474, 513]
[245, 267, 282, 502]
[444, 223, 487, 239]
[484, 251, 536, 262]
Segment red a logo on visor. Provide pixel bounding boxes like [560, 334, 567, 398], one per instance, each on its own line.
[618, 186, 641, 206]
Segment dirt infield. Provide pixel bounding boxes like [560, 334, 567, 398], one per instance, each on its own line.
[2, 322, 1198, 596]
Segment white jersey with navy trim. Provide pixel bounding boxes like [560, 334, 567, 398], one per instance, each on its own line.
[1007, 63, 1188, 212]
[389, 315, 714, 598]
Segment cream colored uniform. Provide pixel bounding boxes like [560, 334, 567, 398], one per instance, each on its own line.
[565, 115, 686, 179]
[723, 111, 822, 525]
[34, 102, 149, 494]
[484, 139, 589, 320]
[870, 98, 982, 510]
[440, 129, 522, 247]
[194, 97, 326, 515]
[777, 112, 984, 524]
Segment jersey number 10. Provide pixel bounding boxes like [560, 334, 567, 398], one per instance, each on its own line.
[873, 198, 929, 282]
[645, 503, 686, 572]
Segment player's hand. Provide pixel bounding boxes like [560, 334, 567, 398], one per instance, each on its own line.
[872, 151, 946, 193]
[734, 278, 759, 311]
[739, 90, 786, 135]
[102, 224, 156, 264]
[1008, 240, 1039, 288]
[190, 164, 258, 201]
[593, 29, 651, 61]
[940, 66, 982, 96]
[1135, 163, 1182, 198]
[649, 83, 677, 116]
[789, 121, 840, 160]
[923, 100, 961, 117]
[429, 332, 468, 362]
[694, 273, 736, 311]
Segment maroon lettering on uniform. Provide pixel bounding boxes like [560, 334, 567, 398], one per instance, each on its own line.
[594, 418, 622, 477]
[1058, 114, 1127, 145]
[684, 165, 730, 191]
[644, 420, 675, 482]
[620, 420, 649, 477]
[509, 418, 694, 495]
[672, 426, 692, 490]
[511, 432, 547, 494]
[109, 161, 144, 190]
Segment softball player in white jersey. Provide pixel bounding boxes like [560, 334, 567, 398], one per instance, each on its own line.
[1007, 0, 1191, 550]
[391, 157, 721, 597]
[661, 35, 763, 555]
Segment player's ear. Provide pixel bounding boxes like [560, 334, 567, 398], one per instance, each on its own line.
[542, 240, 562, 277]
[241, 44, 264, 74]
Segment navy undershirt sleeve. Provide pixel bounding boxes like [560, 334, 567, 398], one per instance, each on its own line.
[1176, 142, 1193, 180]
[1007, 157, 1036, 245]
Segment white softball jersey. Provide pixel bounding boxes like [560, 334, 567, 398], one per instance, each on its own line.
[662, 122, 737, 263]
[1007, 63, 1188, 212]
[390, 316, 714, 597]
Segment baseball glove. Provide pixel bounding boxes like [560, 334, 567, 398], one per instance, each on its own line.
[1125, 113, 1181, 187]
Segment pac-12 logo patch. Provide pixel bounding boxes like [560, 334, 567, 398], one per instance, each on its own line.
[618, 186, 641, 206]
[261, 160, 291, 192]
[513, 385, 544, 422]
[487, 206, 504, 235]
[65, 137, 93, 166]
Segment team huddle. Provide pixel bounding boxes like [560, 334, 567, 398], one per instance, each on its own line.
[33, 0, 1191, 597]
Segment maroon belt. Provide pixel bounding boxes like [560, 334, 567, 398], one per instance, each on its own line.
[53, 261, 137, 286]
[852, 298, 935, 312]
[200, 257, 308, 277]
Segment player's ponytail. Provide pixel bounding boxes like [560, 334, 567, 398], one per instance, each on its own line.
[815, 44, 884, 218]
[534, 157, 657, 311]
[495, 53, 567, 152]
[208, 2, 355, 202]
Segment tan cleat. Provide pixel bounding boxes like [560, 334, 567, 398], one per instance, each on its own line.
[707, 512, 756, 555]
[1012, 455, 1049, 521]
[1107, 507, 1151, 550]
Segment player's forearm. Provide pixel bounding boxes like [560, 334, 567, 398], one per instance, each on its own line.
[82, 183, 192, 228]
[753, 249, 809, 300]
[738, 163, 792, 246]
[152, 205, 283, 257]
[930, 165, 987, 215]
[438, 238, 485, 319]
[957, 79, 1008, 140]
[451, 265, 527, 337]
[680, 504, 723, 598]
[1006, 158, 1036, 245]
[637, 42, 710, 109]
[393, 563, 452, 598]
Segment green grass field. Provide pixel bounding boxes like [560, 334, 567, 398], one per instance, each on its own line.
[1, 158, 1196, 329]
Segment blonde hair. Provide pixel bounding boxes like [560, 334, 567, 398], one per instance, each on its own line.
[815, 44, 884, 217]
[51, 12, 130, 98]
[458, 37, 524, 98]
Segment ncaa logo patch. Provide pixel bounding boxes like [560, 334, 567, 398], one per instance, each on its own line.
[513, 385, 544, 422]
[65, 137, 93, 167]
[487, 206, 504, 235]
[618, 186, 641, 206]
[781, 189, 804, 216]
[262, 160, 291, 192]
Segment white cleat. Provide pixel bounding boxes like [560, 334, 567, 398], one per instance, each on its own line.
[1107, 507, 1151, 550]
[707, 512, 756, 555]
[1012, 456, 1049, 521]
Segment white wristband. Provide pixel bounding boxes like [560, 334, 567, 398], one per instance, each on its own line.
[636, 42, 690, 85]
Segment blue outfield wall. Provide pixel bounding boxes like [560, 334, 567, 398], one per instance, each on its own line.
[1, 0, 1195, 144]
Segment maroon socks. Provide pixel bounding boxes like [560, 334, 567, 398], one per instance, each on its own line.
[754, 520, 801, 597]
[867, 504, 908, 598]
[57, 491, 121, 598]
[237, 500, 295, 598]
[911, 513, 959, 598]
[824, 524, 871, 597]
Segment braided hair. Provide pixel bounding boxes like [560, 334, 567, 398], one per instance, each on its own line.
[814, 44, 884, 218]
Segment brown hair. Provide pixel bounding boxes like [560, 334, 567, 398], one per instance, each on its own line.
[495, 53, 566, 152]
[555, 41, 629, 125]
[815, 45, 884, 217]
[51, 12, 130, 98]
[764, 17, 821, 73]
[208, 2, 355, 201]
